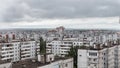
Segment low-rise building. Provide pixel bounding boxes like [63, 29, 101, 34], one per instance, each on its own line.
[78, 49, 99, 68]
[0, 61, 12, 68]
[12, 54, 73, 68]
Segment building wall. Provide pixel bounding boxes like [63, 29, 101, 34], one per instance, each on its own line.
[46, 40, 84, 57]
[77, 50, 88, 68]
[78, 45, 120, 68]
[0, 63, 12, 68]
[78, 49, 98, 68]
[38, 58, 73, 68]
[0, 41, 38, 62]
[0, 42, 20, 62]
[46, 41, 72, 57]
[21, 41, 36, 60]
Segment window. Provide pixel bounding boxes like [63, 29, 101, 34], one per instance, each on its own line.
[59, 65, 61, 68]
[65, 63, 68, 67]
[93, 58, 97, 61]
[89, 58, 91, 61]
[104, 53, 105, 55]
[89, 52, 97, 56]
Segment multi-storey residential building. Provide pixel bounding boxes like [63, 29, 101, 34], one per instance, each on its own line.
[0, 40, 40, 62]
[0, 42, 20, 62]
[46, 40, 72, 57]
[20, 41, 36, 60]
[1, 27, 120, 68]
[78, 49, 99, 68]
[98, 45, 120, 68]
[77, 45, 120, 68]
[46, 40, 84, 57]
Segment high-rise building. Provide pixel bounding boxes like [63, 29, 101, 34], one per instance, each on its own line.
[77, 45, 120, 68]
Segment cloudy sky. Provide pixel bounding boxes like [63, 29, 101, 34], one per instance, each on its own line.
[0, 0, 120, 29]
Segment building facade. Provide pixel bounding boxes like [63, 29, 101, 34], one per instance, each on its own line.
[78, 45, 120, 68]
[0, 40, 40, 62]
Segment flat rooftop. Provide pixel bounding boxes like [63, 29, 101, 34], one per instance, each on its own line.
[12, 57, 72, 68]
[12, 59, 49, 68]
[0, 60, 11, 64]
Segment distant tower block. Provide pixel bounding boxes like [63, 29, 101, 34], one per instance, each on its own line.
[119, 16, 120, 24]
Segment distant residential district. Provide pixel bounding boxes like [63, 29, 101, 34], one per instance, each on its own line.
[0, 26, 120, 68]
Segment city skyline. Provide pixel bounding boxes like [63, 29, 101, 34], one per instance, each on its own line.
[1, 0, 120, 68]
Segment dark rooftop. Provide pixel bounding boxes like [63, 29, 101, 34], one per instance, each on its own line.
[0, 60, 11, 64]
[12, 57, 72, 68]
[12, 59, 49, 68]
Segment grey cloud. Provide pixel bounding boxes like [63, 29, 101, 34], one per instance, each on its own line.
[1, 0, 120, 22]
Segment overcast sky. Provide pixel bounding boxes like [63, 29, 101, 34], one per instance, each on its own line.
[0, 0, 120, 29]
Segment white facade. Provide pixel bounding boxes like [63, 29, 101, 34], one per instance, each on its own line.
[46, 41, 72, 57]
[37, 54, 54, 63]
[46, 40, 85, 57]
[0, 62, 12, 68]
[38, 58, 73, 68]
[78, 49, 98, 68]
[78, 45, 120, 68]
[98, 45, 120, 68]
[20, 41, 36, 60]
[0, 41, 39, 62]
[0, 42, 20, 62]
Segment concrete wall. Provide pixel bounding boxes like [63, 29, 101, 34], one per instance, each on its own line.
[77, 50, 88, 68]
[38, 58, 73, 68]
[0, 63, 12, 68]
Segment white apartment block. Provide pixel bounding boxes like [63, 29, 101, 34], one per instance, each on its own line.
[0, 40, 39, 62]
[78, 45, 120, 68]
[78, 49, 99, 68]
[0, 42, 20, 62]
[20, 41, 36, 60]
[46, 40, 84, 57]
[98, 45, 120, 68]
[46, 41, 72, 57]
